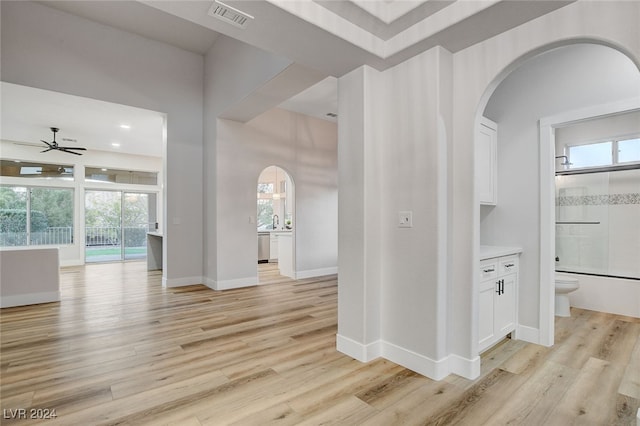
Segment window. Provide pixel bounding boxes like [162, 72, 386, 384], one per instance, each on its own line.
[566, 136, 640, 169]
[617, 138, 640, 163]
[85, 167, 158, 185]
[568, 141, 612, 168]
[0, 159, 74, 180]
[0, 186, 74, 247]
[257, 199, 273, 231]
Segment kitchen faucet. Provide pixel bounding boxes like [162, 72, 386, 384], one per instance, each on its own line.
[272, 214, 279, 230]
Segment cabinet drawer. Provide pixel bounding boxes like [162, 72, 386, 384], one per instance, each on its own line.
[479, 260, 498, 280]
[499, 256, 519, 275]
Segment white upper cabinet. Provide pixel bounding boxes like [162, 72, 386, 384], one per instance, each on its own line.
[476, 117, 497, 205]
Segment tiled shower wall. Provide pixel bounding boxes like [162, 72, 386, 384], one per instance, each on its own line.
[555, 168, 640, 279]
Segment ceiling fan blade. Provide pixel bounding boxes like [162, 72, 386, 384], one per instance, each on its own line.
[58, 146, 87, 151]
[41, 140, 54, 148]
[58, 148, 83, 155]
[41, 148, 53, 153]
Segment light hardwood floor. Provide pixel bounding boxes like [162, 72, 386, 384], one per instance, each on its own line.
[1, 262, 638, 425]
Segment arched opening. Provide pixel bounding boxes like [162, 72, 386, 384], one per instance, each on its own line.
[474, 42, 640, 349]
[256, 165, 295, 283]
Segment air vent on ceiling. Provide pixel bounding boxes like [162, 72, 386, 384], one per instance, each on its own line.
[209, 0, 254, 29]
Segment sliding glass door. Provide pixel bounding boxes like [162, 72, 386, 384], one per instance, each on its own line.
[85, 190, 156, 263]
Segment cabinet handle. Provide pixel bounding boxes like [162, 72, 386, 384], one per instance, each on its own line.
[504, 263, 515, 268]
[484, 268, 495, 273]
[496, 279, 505, 295]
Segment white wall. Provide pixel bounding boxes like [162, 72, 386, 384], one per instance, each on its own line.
[1, 1, 204, 285]
[481, 44, 640, 328]
[213, 108, 337, 289]
[337, 66, 384, 362]
[203, 35, 293, 285]
[1, 140, 162, 266]
[338, 49, 454, 378]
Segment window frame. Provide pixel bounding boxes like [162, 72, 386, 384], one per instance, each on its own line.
[565, 133, 640, 171]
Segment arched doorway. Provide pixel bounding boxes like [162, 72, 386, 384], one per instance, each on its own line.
[475, 42, 640, 348]
[257, 165, 295, 283]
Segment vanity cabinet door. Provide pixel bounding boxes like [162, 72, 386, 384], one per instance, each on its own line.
[478, 278, 497, 352]
[495, 272, 516, 336]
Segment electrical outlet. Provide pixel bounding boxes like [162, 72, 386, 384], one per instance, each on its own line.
[398, 211, 412, 228]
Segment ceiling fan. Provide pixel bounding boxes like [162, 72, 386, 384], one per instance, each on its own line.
[40, 127, 87, 155]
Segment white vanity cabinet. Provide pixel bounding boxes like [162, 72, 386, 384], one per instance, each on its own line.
[478, 253, 519, 353]
[476, 117, 497, 205]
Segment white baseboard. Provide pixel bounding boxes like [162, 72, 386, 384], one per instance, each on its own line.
[448, 354, 481, 380]
[336, 336, 483, 381]
[210, 276, 258, 291]
[60, 259, 83, 267]
[1, 291, 60, 308]
[382, 340, 450, 381]
[163, 276, 204, 288]
[516, 324, 540, 345]
[336, 334, 381, 362]
[296, 267, 338, 280]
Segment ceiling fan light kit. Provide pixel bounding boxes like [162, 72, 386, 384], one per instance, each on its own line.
[40, 127, 87, 155]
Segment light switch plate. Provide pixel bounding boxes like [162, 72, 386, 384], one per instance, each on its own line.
[398, 211, 412, 228]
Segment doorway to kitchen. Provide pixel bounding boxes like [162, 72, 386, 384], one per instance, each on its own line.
[85, 190, 157, 263]
[257, 166, 295, 283]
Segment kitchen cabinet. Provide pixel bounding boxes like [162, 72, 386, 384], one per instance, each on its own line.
[477, 117, 497, 205]
[478, 253, 518, 353]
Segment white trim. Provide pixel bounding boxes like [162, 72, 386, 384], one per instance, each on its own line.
[336, 334, 381, 362]
[210, 276, 258, 291]
[382, 340, 450, 381]
[538, 97, 640, 347]
[163, 275, 204, 288]
[336, 336, 481, 381]
[516, 324, 540, 345]
[448, 353, 481, 380]
[60, 259, 83, 267]
[0, 291, 60, 308]
[295, 266, 338, 280]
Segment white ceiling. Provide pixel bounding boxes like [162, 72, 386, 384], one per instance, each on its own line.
[1, 82, 165, 157]
[2, 0, 575, 156]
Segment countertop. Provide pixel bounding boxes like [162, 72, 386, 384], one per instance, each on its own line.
[480, 245, 523, 260]
[147, 232, 163, 238]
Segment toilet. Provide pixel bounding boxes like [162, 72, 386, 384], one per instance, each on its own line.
[555, 273, 580, 317]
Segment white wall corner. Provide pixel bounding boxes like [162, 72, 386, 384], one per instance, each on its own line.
[448, 353, 481, 380]
[516, 324, 540, 345]
[164, 276, 205, 288]
[212, 276, 258, 291]
[0, 291, 60, 308]
[336, 334, 382, 362]
[382, 341, 450, 381]
[296, 267, 338, 280]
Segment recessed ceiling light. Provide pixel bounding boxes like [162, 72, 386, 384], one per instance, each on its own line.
[119, 124, 131, 129]
[13, 160, 21, 163]
[111, 143, 121, 147]
[101, 168, 108, 171]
